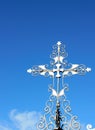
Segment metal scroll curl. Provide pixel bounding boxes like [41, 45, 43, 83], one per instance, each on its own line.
[37, 84, 81, 130]
[60, 85, 81, 130]
[61, 99, 81, 130]
[86, 124, 95, 130]
[37, 91, 56, 130]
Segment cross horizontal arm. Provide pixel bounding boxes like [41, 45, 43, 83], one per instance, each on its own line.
[27, 65, 54, 77]
[27, 64, 91, 78]
[62, 64, 91, 77]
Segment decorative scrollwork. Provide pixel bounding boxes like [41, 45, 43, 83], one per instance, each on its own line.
[27, 41, 91, 130]
[37, 89, 56, 130]
[70, 116, 81, 130]
[86, 124, 95, 130]
[62, 63, 91, 77]
[37, 83, 81, 130]
[37, 116, 46, 129]
[47, 122, 54, 130]
[61, 115, 81, 130]
[50, 42, 68, 66]
[31, 66, 41, 76]
[75, 64, 86, 75]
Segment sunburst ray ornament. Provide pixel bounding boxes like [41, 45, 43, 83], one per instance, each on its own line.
[27, 41, 91, 130]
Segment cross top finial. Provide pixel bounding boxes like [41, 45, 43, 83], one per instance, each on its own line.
[57, 41, 62, 46]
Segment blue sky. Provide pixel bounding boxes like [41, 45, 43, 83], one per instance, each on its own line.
[0, 0, 95, 129]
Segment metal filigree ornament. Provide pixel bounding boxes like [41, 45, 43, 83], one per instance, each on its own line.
[86, 124, 95, 130]
[27, 41, 91, 130]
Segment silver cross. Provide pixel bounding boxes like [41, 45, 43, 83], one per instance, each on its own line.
[27, 41, 91, 130]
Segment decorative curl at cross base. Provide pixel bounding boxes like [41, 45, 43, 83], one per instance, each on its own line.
[37, 85, 81, 130]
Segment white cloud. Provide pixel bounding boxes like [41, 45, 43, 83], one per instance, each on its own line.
[10, 109, 41, 130]
[0, 109, 41, 130]
[0, 124, 11, 130]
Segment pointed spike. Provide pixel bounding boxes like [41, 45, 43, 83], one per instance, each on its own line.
[86, 67, 91, 72]
[57, 41, 61, 46]
[27, 69, 32, 73]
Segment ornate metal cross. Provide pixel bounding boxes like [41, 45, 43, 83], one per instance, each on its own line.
[27, 41, 91, 130]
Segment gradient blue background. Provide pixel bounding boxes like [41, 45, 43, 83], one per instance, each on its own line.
[0, 0, 95, 127]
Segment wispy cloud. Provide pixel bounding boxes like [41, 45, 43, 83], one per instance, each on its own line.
[0, 125, 11, 130]
[10, 109, 41, 130]
[0, 109, 41, 130]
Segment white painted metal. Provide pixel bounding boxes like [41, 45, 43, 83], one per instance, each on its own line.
[27, 41, 91, 130]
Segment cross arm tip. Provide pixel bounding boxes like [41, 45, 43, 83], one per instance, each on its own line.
[27, 68, 32, 73]
[57, 41, 62, 45]
[86, 67, 91, 72]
